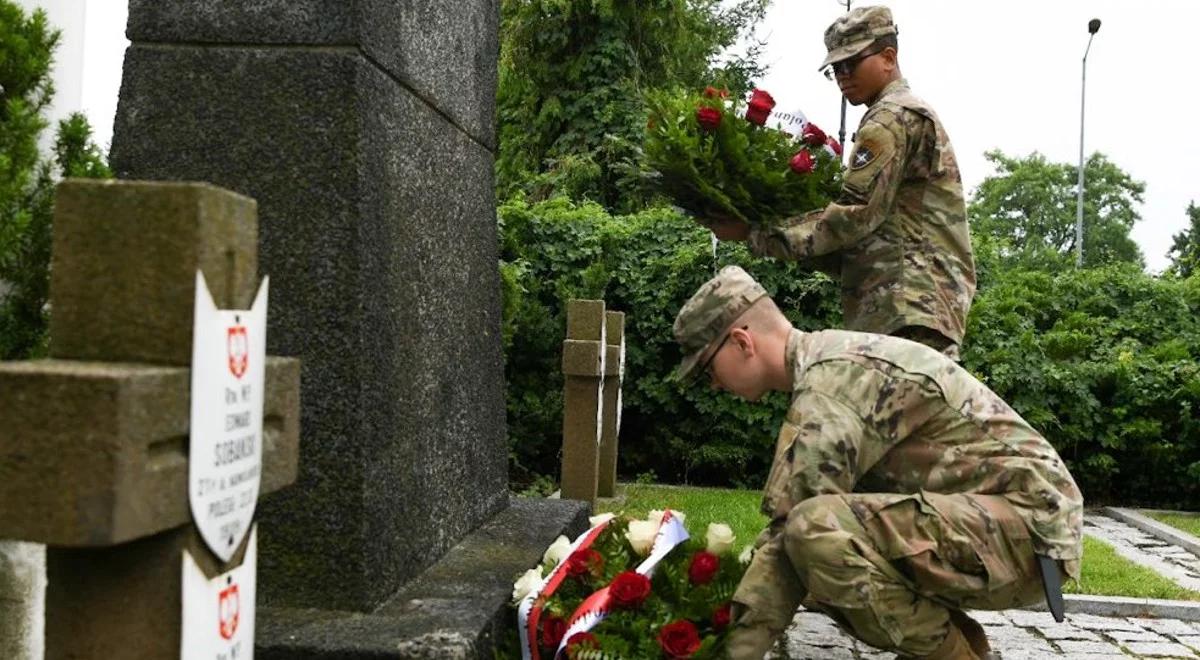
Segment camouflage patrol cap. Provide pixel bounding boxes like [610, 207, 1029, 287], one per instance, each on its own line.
[819, 5, 898, 70]
[673, 265, 768, 381]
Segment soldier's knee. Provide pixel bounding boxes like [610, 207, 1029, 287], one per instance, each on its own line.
[783, 495, 851, 569]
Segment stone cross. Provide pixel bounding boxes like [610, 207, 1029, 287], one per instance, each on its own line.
[561, 301, 626, 505]
[0, 180, 300, 659]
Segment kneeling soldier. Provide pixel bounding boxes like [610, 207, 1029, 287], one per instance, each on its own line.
[673, 266, 1083, 660]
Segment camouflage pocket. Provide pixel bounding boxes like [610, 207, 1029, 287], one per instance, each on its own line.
[856, 492, 1032, 605]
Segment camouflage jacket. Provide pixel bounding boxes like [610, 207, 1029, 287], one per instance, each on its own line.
[747, 79, 976, 346]
[761, 329, 1084, 574]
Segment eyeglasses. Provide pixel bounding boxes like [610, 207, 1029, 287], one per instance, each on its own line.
[699, 326, 748, 379]
[822, 47, 884, 80]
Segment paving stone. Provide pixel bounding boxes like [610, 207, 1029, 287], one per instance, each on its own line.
[1179, 636, 1200, 650]
[1108, 628, 1170, 643]
[1059, 655, 1131, 660]
[1131, 619, 1200, 637]
[787, 630, 856, 647]
[1137, 539, 1173, 548]
[968, 609, 1013, 626]
[781, 642, 856, 659]
[791, 609, 839, 629]
[1006, 609, 1056, 627]
[987, 626, 1057, 654]
[1035, 623, 1102, 641]
[1122, 641, 1198, 657]
[1070, 612, 1148, 631]
[1055, 639, 1129, 654]
[857, 652, 895, 660]
[998, 650, 1067, 660]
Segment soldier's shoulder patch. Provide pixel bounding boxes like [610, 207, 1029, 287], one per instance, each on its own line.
[848, 121, 896, 171]
[850, 145, 876, 169]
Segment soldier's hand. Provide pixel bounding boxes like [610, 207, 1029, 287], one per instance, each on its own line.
[708, 216, 750, 241]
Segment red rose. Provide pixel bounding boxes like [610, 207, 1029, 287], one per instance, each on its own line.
[567, 548, 603, 578]
[657, 620, 702, 659]
[566, 632, 599, 657]
[609, 570, 652, 609]
[712, 602, 732, 630]
[702, 86, 729, 99]
[801, 122, 827, 147]
[744, 88, 775, 126]
[695, 107, 722, 132]
[541, 614, 567, 650]
[825, 135, 843, 156]
[789, 149, 815, 175]
[688, 551, 720, 585]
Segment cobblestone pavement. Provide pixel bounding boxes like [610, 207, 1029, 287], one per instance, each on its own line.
[775, 608, 1200, 658]
[1086, 514, 1200, 591]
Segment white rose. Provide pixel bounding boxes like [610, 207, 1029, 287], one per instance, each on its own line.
[738, 544, 754, 565]
[589, 512, 616, 527]
[542, 535, 572, 567]
[647, 509, 686, 527]
[511, 567, 543, 603]
[706, 523, 736, 555]
[625, 519, 659, 555]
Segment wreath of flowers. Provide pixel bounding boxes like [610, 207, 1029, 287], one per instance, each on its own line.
[501, 510, 753, 660]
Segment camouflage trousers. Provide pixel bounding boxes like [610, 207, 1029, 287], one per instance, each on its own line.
[892, 325, 960, 362]
[726, 492, 1045, 659]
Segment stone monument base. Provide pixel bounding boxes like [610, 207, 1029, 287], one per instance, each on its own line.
[257, 497, 589, 659]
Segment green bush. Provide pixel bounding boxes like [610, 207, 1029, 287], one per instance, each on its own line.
[500, 195, 839, 490]
[502, 199, 1200, 507]
[963, 265, 1200, 507]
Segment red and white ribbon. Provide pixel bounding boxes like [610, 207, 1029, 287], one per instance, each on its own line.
[517, 519, 612, 660]
[554, 511, 690, 658]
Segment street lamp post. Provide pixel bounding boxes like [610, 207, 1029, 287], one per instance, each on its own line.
[1075, 18, 1101, 267]
[836, 0, 851, 161]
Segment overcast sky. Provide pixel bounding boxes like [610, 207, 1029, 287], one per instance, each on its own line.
[48, 1, 1195, 272]
[755, 1, 1196, 272]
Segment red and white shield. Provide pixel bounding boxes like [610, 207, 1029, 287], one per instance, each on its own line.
[218, 583, 240, 640]
[227, 325, 249, 378]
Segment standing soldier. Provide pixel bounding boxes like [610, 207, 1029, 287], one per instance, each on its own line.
[708, 5, 975, 360]
[673, 266, 1082, 660]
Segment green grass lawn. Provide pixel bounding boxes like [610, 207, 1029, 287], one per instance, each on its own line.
[1064, 535, 1200, 601]
[598, 484, 1200, 601]
[1146, 512, 1200, 540]
[597, 483, 770, 551]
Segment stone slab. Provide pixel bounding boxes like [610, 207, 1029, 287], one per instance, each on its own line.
[257, 497, 590, 659]
[48, 179, 258, 365]
[1122, 641, 1198, 657]
[124, 0, 498, 147]
[112, 45, 509, 611]
[0, 357, 299, 545]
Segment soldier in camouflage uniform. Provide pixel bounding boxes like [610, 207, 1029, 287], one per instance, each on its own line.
[709, 5, 975, 360]
[673, 266, 1083, 660]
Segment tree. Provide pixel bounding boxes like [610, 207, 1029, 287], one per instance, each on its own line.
[0, 2, 111, 359]
[968, 150, 1145, 275]
[496, 0, 769, 211]
[1166, 202, 1200, 279]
